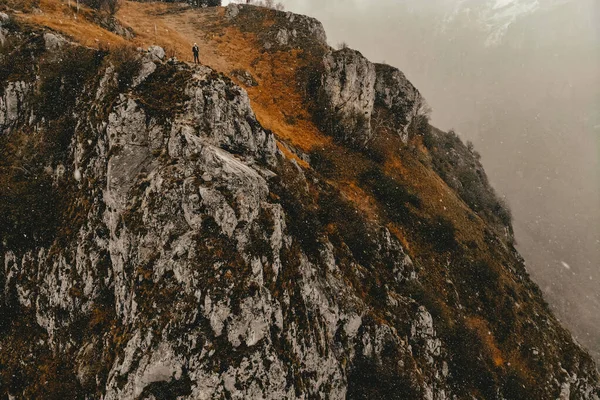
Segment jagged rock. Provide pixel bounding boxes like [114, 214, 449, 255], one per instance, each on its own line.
[131, 58, 157, 87]
[318, 48, 376, 145]
[225, 3, 239, 20]
[374, 63, 425, 141]
[230, 68, 258, 87]
[95, 15, 135, 39]
[410, 306, 443, 365]
[148, 45, 165, 61]
[0, 81, 33, 133]
[276, 28, 289, 46]
[0, 13, 9, 43]
[0, 12, 9, 26]
[43, 32, 68, 51]
[283, 10, 327, 46]
[316, 52, 428, 146]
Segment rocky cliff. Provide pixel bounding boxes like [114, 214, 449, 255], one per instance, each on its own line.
[313, 48, 425, 147]
[0, 4, 599, 400]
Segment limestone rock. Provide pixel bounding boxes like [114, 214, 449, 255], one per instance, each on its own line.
[230, 68, 258, 87]
[318, 48, 376, 145]
[43, 32, 68, 51]
[148, 45, 166, 61]
[225, 3, 239, 20]
[0, 81, 33, 133]
[0, 12, 9, 26]
[374, 63, 425, 141]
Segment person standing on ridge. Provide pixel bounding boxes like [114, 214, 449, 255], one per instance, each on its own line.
[192, 43, 200, 64]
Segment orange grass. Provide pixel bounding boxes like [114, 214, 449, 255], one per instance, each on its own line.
[466, 316, 505, 368]
[19, 0, 128, 48]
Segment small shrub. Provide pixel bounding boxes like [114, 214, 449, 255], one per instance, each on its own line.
[81, 0, 122, 14]
[134, 63, 192, 123]
[411, 113, 432, 140]
[501, 369, 535, 400]
[452, 258, 502, 314]
[0, 138, 57, 252]
[466, 140, 475, 153]
[1, 0, 40, 12]
[270, 160, 324, 258]
[310, 147, 337, 178]
[347, 348, 419, 399]
[283, 114, 297, 125]
[109, 46, 142, 92]
[318, 189, 379, 268]
[418, 216, 458, 253]
[359, 167, 421, 224]
[446, 322, 498, 398]
[316, 107, 371, 147]
[494, 197, 512, 226]
[138, 374, 193, 399]
[37, 46, 105, 121]
[0, 33, 45, 91]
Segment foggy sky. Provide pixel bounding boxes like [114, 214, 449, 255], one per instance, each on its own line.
[230, 0, 600, 359]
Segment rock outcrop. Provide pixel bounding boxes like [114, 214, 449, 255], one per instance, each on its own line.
[374, 63, 425, 141]
[0, 80, 33, 131]
[0, 12, 10, 45]
[316, 49, 427, 146]
[0, 11, 598, 400]
[317, 48, 376, 146]
[225, 4, 327, 52]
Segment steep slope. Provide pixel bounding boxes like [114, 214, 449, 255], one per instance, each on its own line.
[279, 0, 600, 366]
[1, 2, 599, 399]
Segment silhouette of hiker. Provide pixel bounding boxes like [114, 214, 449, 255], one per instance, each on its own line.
[192, 43, 200, 64]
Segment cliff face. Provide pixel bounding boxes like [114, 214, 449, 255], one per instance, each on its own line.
[0, 5, 599, 400]
[315, 48, 425, 147]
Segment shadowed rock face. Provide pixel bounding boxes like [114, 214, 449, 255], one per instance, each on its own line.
[0, 12, 598, 400]
[0, 81, 33, 130]
[374, 63, 424, 141]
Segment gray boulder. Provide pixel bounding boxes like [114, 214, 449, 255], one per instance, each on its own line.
[148, 45, 166, 61]
[43, 32, 68, 51]
[225, 3, 239, 20]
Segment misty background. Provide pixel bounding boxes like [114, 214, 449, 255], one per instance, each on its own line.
[229, 0, 600, 361]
